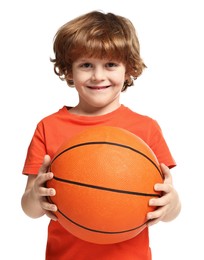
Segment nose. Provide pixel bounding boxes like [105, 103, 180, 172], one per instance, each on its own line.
[91, 66, 105, 82]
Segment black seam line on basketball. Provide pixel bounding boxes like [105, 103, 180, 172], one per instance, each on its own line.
[48, 196, 148, 234]
[51, 141, 163, 178]
[57, 207, 148, 234]
[53, 176, 160, 197]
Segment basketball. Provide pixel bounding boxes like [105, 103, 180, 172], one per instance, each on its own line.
[46, 126, 163, 244]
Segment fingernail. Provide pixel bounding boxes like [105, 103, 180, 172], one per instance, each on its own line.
[149, 199, 154, 206]
[147, 213, 152, 220]
[50, 189, 56, 196]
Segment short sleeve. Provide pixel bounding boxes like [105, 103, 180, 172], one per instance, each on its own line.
[22, 121, 46, 175]
[148, 120, 176, 168]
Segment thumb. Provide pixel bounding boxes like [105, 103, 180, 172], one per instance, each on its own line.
[160, 163, 172, 185]
[38, 155, 51, 174]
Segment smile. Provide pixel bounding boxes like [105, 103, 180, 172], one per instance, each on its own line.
[88, 86, 110, 90]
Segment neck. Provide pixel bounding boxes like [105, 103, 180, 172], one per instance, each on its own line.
[69, 104, 121, 116]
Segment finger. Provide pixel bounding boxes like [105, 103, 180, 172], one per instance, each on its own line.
[35, 171, 54, 188]
[160, 163, 172, 185]
[38, 186, 56, 197]
[41, 200, 57, 212]
[149, 193, 171, 207]
[45, 211, 58, 221]
[38, 155, 51, 174]
[147, 217, 161, 227]
[154, 182, 173, 194]
[147, 207, 164, 222]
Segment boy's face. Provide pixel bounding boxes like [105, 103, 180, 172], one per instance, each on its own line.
[70, 57, 127, 114]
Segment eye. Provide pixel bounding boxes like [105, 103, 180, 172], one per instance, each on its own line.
[81, 63, 92, 68]
[106, 62, 118, 68]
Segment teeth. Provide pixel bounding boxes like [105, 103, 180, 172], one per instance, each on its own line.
[89, 86, 109, 90]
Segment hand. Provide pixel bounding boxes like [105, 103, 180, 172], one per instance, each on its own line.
[147, 163, 181, 226]
[33, 155, 58, 221]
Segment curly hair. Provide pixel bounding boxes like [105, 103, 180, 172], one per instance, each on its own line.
[50, 11, 146, 91]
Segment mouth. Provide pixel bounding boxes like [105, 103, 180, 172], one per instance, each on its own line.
[88, 86, 110, 90]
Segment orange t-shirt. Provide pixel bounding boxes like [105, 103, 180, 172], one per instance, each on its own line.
[23, 105, 176, 260]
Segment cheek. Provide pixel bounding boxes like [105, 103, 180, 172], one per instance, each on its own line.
[73, 72, 90, 85]
[113, 73, 126, 86]
[114, 68, 126, 81]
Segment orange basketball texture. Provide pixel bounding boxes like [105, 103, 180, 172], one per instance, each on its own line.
[47, 126, 163, 244]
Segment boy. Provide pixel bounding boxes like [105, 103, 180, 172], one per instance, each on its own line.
[21, 11, 181, 260]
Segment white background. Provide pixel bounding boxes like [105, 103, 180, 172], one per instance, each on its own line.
[1, 0, 203, 259]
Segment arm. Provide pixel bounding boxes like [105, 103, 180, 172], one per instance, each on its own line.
[21, 155, 57, 220]
[147, 163, 181, 226]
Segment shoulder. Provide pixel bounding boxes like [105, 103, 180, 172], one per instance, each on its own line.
[37, 106, 68, 125]
[42, 106, 68, 120]
[122, 105, 159, 127]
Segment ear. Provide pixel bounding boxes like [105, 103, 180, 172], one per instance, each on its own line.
[66, 72, 73, 80]
[125, 73, 131, 83]
[124, 73, 134, 87]
[65, 71, 75, 87]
